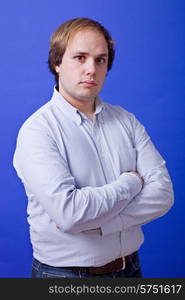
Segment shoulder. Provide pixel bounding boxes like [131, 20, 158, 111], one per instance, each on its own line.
[15, 98, 58, 147]
[102, 101, 149, 145]
[18, 100, 54, 135]
[103, 101, 138, 127]
[23, 101, 52, 126]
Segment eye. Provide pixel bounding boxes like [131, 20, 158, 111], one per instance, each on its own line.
[96, 57, 107, 64]
[74, 56, 85, 62]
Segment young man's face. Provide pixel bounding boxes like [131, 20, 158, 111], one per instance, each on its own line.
[55, 29, 109, 103]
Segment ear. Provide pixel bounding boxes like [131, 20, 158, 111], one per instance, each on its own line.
[55, 65, 60, 73]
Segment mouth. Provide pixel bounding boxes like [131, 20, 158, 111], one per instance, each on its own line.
[80, 80, 97, 87]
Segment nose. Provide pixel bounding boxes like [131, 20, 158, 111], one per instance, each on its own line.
[85, 58, 96, 76]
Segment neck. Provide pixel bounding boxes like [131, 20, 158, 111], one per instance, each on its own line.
[58, 87, 96, 120]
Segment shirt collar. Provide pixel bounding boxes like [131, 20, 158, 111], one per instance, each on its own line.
[51, 87, 104, 125]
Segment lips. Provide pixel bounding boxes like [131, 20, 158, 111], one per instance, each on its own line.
[80, 80, 97, 86]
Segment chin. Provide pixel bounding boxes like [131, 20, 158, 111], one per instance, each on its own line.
[76, 93, 97, 102]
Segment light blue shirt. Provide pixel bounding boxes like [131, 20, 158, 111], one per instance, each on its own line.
[13, 87, 174, 267]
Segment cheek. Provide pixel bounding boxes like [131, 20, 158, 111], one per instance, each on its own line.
[98, 70, 106, 82]
[60, 67, 80, 87]
[59, 66, 73, 81]
[63, 64, 81, 78]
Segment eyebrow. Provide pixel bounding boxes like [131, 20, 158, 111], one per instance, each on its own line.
[72, 51, 108, 57]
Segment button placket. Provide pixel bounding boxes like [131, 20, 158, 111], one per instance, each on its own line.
[92, 119, 105, 159]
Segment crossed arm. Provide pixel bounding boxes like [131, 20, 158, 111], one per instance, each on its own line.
[13, 116, 174, 235]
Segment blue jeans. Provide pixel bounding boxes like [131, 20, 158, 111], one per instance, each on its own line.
[32, 252, 142, 278]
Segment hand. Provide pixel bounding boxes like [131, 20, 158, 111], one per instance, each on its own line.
[128, 171, 144, 187]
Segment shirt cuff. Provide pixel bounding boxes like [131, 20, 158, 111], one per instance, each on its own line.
[119, 172, 143, 199]
[101, 172, 142, 236]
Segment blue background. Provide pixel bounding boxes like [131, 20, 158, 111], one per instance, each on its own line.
[0, 0, 184, 278]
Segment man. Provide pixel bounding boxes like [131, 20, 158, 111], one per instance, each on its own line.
[13, 17, 174, 278]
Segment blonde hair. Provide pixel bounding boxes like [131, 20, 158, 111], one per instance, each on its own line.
[48, 17, 115, 85]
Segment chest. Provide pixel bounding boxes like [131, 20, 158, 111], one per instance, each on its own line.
[53, 116, 137, 186]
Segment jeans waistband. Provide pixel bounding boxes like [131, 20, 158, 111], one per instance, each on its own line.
[33, 252, 137, 275]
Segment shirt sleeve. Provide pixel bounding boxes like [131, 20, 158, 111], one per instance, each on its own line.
[101, 113, 174, 236]
[13, 119, 142, 234]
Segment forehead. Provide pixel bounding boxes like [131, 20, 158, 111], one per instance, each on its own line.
[66, 29, 108, 54]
